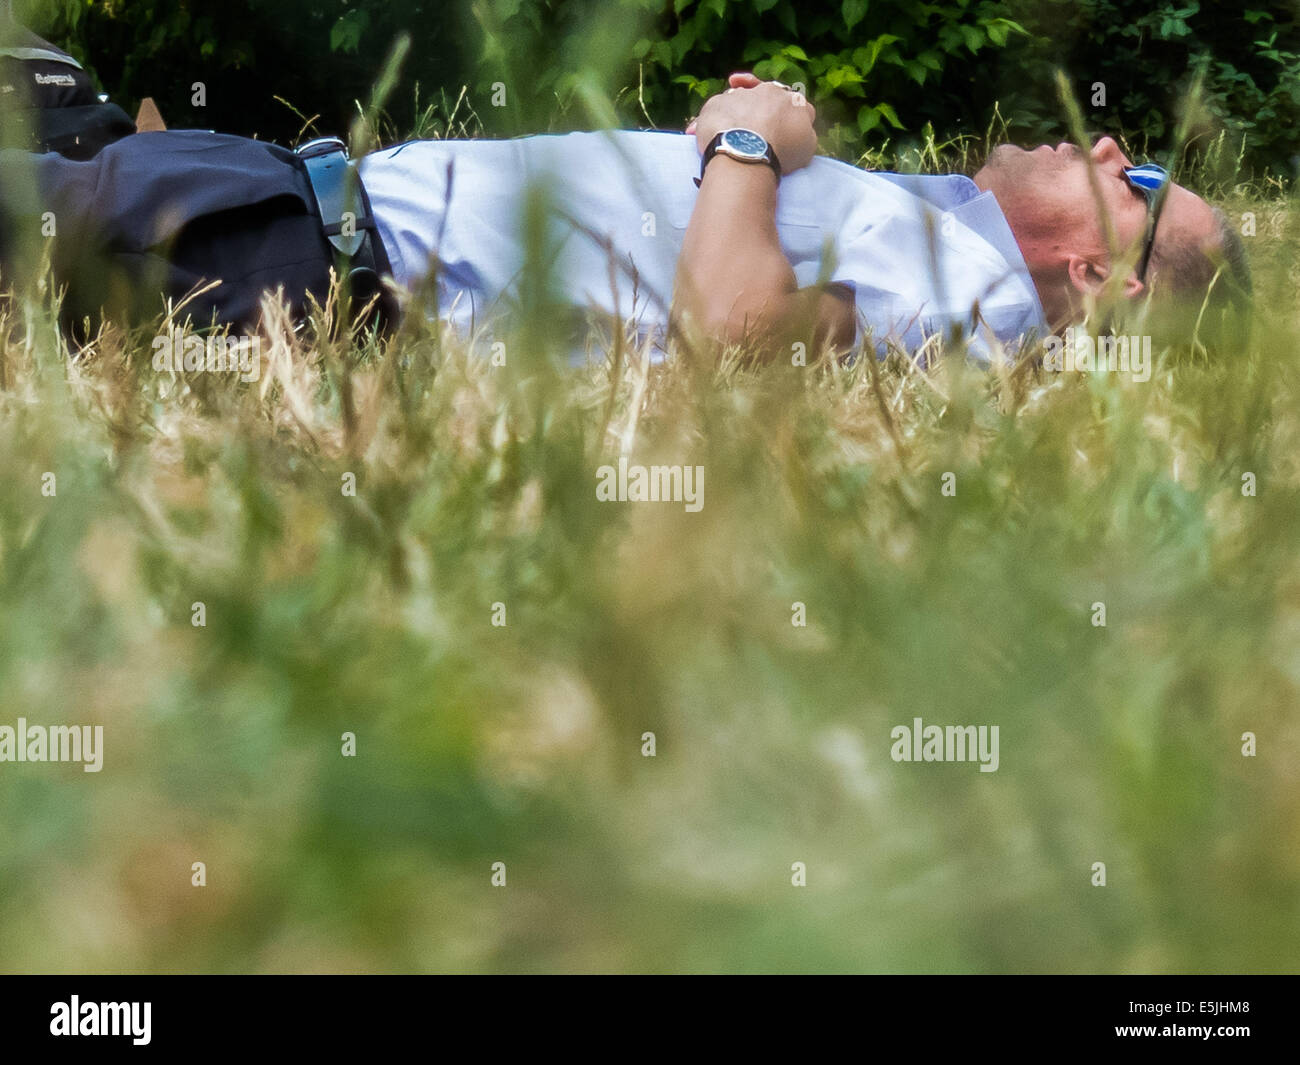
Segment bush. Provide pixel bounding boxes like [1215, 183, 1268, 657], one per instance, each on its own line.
[14, 0, 466, 143]
[477, 0, 1028, 155]
[998, 0, 1300, 179]
[14, 0, 1300, 176]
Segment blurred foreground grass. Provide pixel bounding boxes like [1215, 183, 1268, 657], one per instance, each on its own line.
[0, 170, 1297, 974]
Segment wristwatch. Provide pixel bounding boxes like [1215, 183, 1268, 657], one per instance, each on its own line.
[695, 128, 782, 187]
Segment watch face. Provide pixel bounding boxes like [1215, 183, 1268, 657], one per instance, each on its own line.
[720, 128, 768, 160]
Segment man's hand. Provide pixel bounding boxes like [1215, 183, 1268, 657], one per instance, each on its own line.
[688, 72, 818, 175]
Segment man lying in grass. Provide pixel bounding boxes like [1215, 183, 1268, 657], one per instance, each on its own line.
[1, 72, 1249, 358]
[365, 72, 1248, 358]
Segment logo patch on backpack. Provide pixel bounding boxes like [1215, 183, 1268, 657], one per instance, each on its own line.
[34, 73, 77, 87]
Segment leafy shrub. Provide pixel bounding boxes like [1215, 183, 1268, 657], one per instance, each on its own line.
[474, 0, 1028, 157]
[13, 0, 466, 143]
[13, 0, 1300, 175]
[635, 0, 1026, 152]
[997, 0, 1300, 177]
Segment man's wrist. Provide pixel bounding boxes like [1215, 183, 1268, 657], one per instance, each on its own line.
[695, 128, 782, 187]
[697, 152, 780, 190]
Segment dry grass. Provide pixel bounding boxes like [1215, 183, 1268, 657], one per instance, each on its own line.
[0, 141, 1296, 973]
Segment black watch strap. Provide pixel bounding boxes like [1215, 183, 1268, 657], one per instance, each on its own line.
[694, 132, 782, 187]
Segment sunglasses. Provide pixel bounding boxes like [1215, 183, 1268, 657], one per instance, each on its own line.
[1123, 162, 1171, 285]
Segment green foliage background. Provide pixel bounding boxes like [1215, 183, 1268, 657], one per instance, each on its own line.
[14, 0, 1300, 175]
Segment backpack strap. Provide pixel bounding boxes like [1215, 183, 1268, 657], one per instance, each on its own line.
[296, 136, 398, 333]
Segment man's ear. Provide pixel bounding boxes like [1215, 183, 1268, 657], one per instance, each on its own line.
[1066, 254, 1145, 299]
[1120, 273, 1145, 299]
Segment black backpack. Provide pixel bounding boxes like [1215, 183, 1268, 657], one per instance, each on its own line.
[0, 17, 135, 159]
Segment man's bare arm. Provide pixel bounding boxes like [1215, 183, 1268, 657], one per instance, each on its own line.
[673, 75, 855, 354]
